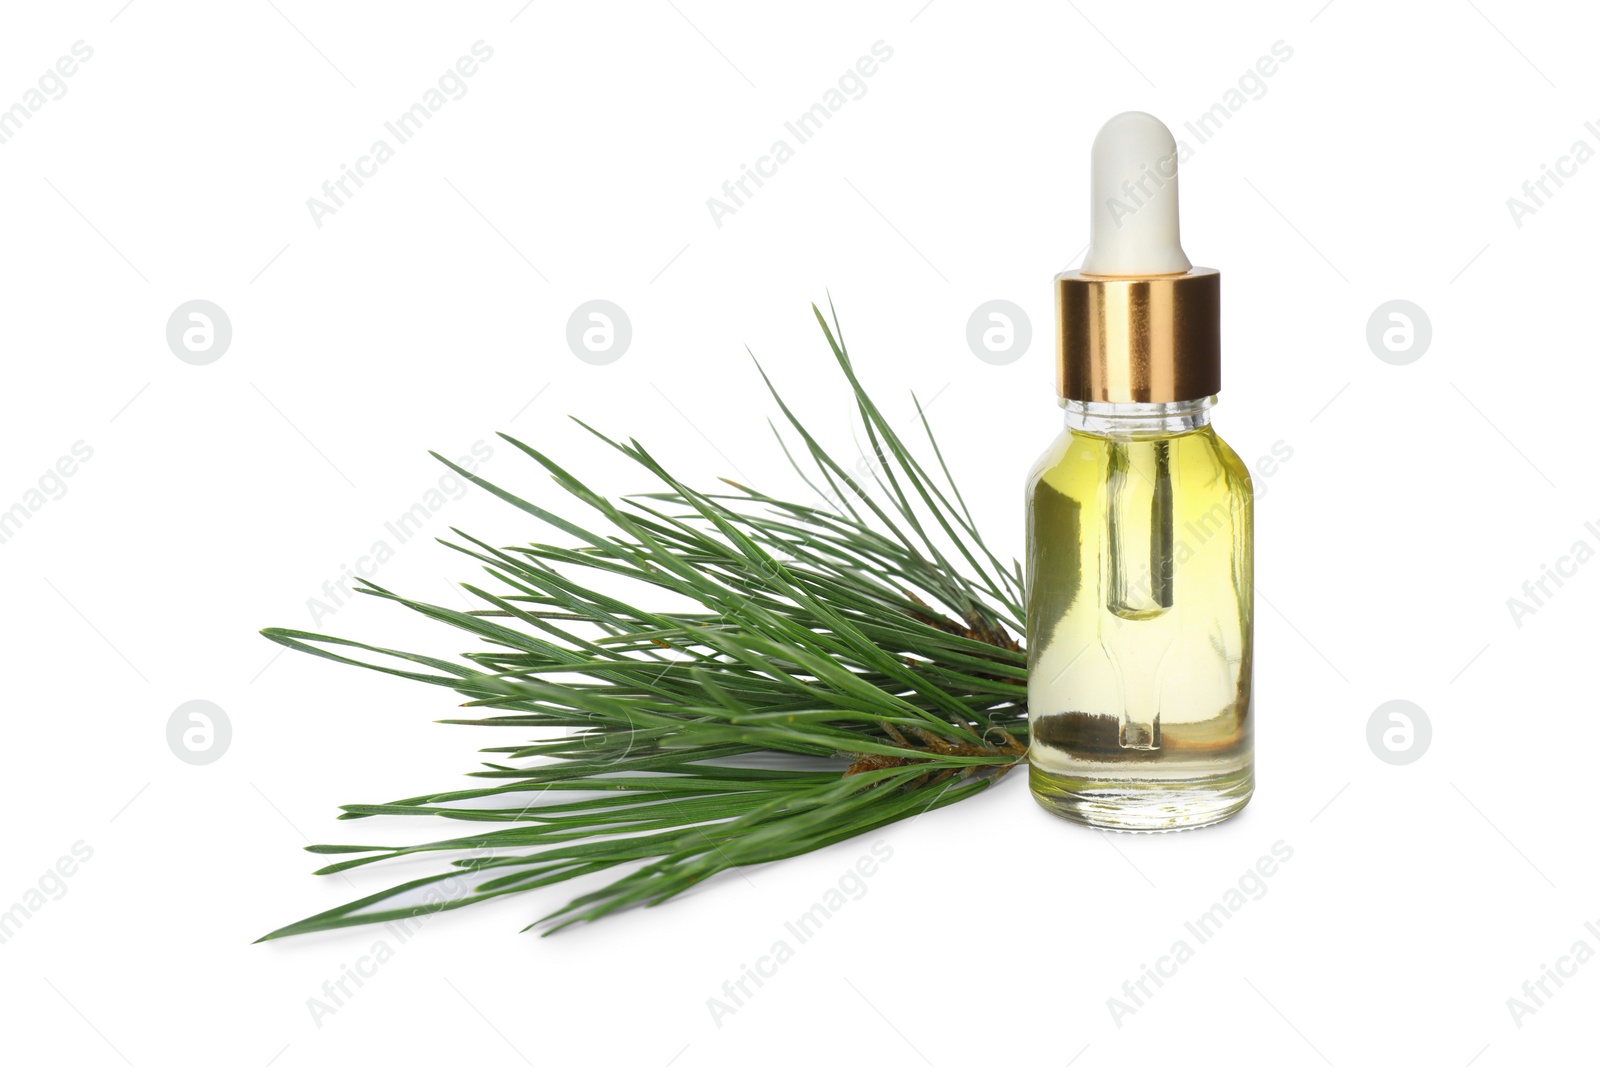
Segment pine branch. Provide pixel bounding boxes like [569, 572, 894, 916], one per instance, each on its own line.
[257, 302, 1027, 940]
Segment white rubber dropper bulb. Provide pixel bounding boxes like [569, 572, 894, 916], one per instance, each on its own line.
[1080, 111, 1192, 277]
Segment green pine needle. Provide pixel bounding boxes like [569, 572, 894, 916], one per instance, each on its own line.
[257, 301, 1028, 940]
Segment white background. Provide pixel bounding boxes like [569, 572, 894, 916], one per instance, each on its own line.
[1, 1, 1595, 1064]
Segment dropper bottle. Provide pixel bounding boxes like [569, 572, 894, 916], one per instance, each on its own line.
[1026, 111, 1254, 831]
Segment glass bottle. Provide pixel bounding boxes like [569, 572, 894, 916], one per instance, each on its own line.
[1027, 397, 1253, 830]
[1026, 110, 1254, 830]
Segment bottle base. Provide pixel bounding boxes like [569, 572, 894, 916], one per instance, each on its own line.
[1029, 764, 1253, 832]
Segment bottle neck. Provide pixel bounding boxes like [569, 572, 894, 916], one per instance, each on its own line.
[1062, 396, 1214, 437]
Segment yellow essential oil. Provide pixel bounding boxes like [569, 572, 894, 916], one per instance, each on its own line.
[1026, 111, 1254, 830]
[1026, 402, 1252, 829]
